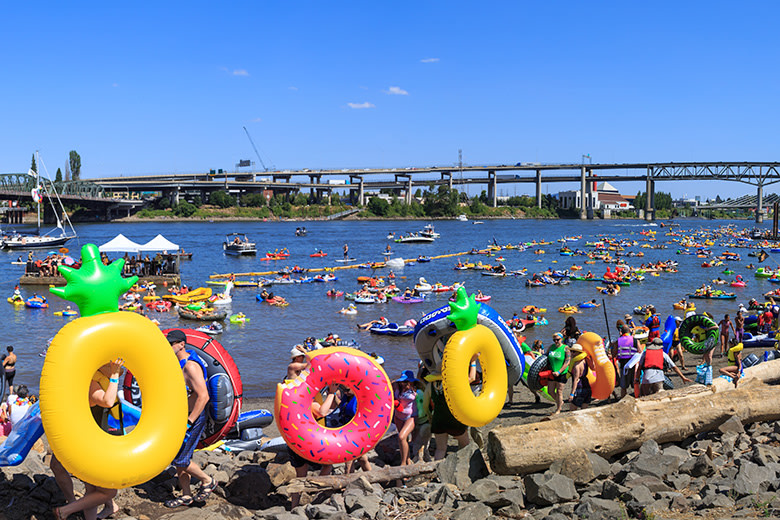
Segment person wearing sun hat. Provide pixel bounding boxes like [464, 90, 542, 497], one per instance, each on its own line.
[286, 346, 308, 380]
[633, 338, 692, 396]
[624, 313, 637, 330]
[392, 370, 419, 467]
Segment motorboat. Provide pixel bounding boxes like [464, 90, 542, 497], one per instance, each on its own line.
[223, 233, 257, 255]
[295, 227, 307, 237]
[395, 234, 435, 244]
[457, 214, 468, 222]
[420, 224, 440, 239]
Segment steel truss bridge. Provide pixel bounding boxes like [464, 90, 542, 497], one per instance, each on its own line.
[0, 173, 142, 222]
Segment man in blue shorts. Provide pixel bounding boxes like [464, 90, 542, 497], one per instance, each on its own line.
[165, 329, 217, 507]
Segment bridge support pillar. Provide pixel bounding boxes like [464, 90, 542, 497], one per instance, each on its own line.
[645, 175, 654, 221]
[358, 180, 364, 206]
[406, 178, 413, 205]
[586, 170, 594, 220]
[441, 171, 452, 191]
[488, 170, 497, 207]
[536, 169, 542, 209]
[580, 167, 586, 219]
[171, 188, 180, 206]
[757, 184, 764, 223]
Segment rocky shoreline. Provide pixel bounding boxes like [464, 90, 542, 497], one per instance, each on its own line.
[2, 407, 779, 520]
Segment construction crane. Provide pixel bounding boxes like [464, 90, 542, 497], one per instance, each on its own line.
[243, 126, 272, 172]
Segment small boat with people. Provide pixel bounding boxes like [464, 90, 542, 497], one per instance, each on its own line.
[295, 227, 307, 237]
[369, 322, 415, 336]
[196, 322, 224, 335]
[223, 233, 257, 255]
[420, 223, 440, 239]
[177, 306, 227, 321]
[394, 233, 435, 244]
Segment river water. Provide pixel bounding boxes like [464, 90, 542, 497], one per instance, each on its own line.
[1, 218, 769, 398]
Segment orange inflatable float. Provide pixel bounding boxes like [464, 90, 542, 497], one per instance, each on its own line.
[575, 331, 616, 400]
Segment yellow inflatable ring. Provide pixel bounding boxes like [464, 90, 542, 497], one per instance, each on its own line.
[441, 324, 507, 427]
[40, 312, 188, 489]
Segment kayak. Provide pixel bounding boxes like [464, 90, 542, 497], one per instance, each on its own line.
[392, 296, 424, 304]
[687, 293, 736, 300]
[310, 252, 328, 257]
[369, 323, 414, 336]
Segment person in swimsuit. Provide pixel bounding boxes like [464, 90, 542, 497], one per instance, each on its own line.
[343, 243, 349, 260]
[53, 358, 124, 520]
[3, 346, 16, 397]
[392, 371, 418, 467]
[164, 329, 216, 508]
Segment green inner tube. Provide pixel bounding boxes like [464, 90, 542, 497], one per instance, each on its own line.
[679, 314, 718, 354]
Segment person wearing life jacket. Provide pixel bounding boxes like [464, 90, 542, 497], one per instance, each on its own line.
[633, 338, 692, 397]
[611, 325, 643, 398]
[567, 343, 595, 410]
[645, 306, 661, 340]
[720, 342, 744, 387]
[165, 329, 216, 508]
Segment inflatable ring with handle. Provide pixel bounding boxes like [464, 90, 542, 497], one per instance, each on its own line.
[575, 332, 616, 400]
[679, 314, 718, 354]
[440, 288, 507, 427]
[275, 346, 392, 465]
[41, 243, 188, 489]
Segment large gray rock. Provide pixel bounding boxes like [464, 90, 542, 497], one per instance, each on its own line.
[549, 449, 595, 485]
[601, 480, 630, 500]
[732, 461, 776, 496]
[624, 475, 672, 493]
[436, 443, 489, 490]
[524, 473, 578, 506]
[587, 453, 612, 479]
[463, 478, 500, 503]
[426, 483, 458, 508]
[638, 439, 661, 456]
[450, 502, 492, 520]
[679, 454, 715, 477]
[624, 485, 654, 507]
[304, 503, 341, 519]
[753, 445, 780, 466]
[574, 497, 626, 520]
[629, 453, 680, 479]
[718, 416, 745, 434]
[700, 493, 735, 509]
[662, 445, 691, 465]
[486, 474, 524, 490]
[350, 495, 382, 520]
[665, 473, 691, 491]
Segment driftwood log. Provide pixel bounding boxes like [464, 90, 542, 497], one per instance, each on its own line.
[280, 461, 439, 495]
[487, 358, 780, 475]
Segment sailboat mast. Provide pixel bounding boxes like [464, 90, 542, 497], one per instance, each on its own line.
[36, 151, 40, 234]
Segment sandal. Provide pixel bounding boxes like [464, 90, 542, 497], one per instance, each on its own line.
[164, 495, 194, 508]
[195, 478, 218, 502]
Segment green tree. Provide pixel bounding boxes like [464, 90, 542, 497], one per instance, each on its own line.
[55, 168, 62, 183]
[69, 151, 81, 181]
[209, 190, 235, 208]
[30, 154, 37, 173]
[367, 196, 390, 216]
[172, 201, 197, 217]
[294, 193, 308, 206]
[242, 193, 267, 207]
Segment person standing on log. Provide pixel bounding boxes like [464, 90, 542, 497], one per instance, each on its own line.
[633, 338, 692, 396]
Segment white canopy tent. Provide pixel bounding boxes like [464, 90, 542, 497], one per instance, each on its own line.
[138, 234, 180, 252]
[98, 234, 143, 253]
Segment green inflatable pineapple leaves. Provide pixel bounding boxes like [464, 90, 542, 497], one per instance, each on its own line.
[448, 286, 480, 331]
[49, 243, 138, 317]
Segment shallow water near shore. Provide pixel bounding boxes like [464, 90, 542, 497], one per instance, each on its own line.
[0, 218, 769, 398]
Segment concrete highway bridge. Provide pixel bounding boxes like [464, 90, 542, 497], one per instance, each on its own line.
[89, 162, 780, 222]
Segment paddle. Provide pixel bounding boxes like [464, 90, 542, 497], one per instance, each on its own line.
[602, 299, 613, 347]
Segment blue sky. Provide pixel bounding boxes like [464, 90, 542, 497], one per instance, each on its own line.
[1, 2, 778, 200]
